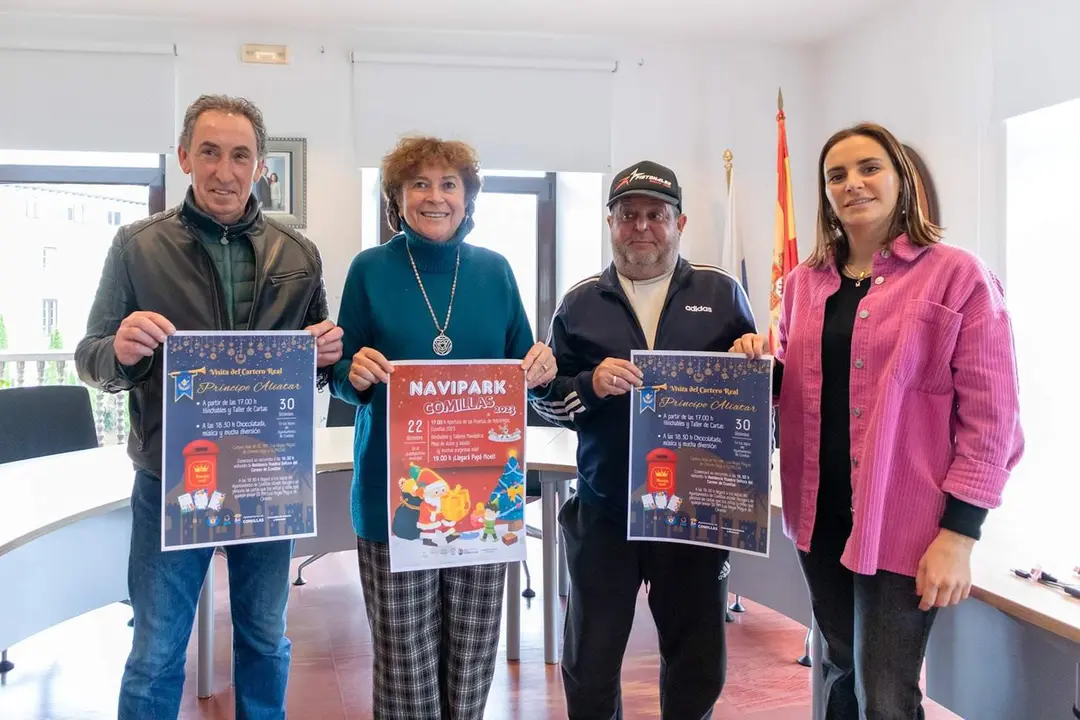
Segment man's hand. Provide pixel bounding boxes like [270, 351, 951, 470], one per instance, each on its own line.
[305, 320, 344, 368]
[915, 529, 975, 611]
[730, 333, 768, 359]
[349, 348, 394, 393]
[114, 311, 176, 367]
[521, 342, 557, 389]
[592, 358, 643, 398]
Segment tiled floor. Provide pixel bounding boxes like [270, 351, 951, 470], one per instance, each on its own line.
[0, 521, 960, 719]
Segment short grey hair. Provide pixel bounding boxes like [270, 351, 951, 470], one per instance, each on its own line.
[178, 94, 268, 160]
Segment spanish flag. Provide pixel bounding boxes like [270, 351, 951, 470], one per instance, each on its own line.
[769, 88, 799, 355]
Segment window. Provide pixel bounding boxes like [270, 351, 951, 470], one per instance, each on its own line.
[1000, 97, 1078, 552]
[42, 299, 58, 337]
[107, 210, 122, 225]
[0, 153, 165, 354]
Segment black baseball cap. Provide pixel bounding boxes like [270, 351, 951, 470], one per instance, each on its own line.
[607, 160, 682, 212]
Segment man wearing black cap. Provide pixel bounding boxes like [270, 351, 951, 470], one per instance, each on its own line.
[531, 161, 757, 719]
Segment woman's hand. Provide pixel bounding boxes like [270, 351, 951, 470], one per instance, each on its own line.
[522, 342, 557, 389]
[915, 529, 975, 611]
[730, 333, 768, 359]
[348, 347, 394, 392]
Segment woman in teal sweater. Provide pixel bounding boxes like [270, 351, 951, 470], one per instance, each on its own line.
[331, 136, 556, 719]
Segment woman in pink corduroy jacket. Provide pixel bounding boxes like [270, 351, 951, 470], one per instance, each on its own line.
[732, 122, 1023, 720]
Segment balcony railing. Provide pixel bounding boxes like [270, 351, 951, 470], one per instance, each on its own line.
[0, 350, 129, 447]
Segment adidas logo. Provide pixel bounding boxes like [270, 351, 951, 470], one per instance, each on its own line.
[685, 305, 713, 313]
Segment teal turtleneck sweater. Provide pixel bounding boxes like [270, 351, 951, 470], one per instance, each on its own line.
[330, 219, 536, 541]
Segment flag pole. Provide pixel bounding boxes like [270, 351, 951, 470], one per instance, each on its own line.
[723, 148, 733, 191]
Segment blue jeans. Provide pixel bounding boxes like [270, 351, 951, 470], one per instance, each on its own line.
[119, 471, 294, 720]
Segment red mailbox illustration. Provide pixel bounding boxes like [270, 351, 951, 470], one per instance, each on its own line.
[646, 448, 677, 495]
[183, 439, 220, 495]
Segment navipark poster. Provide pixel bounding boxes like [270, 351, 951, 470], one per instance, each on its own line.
[386, 360, 527, 572]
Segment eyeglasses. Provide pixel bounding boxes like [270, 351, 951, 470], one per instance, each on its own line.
[615, 208, 673, 224]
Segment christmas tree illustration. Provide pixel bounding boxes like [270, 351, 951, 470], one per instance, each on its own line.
[488, 450, 525, 519]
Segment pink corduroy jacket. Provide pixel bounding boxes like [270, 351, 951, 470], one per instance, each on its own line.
[776, 234, 1024, 577]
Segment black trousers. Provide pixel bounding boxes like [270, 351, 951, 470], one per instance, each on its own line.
[798, 513, 938, 720]
[559, 495, 729, 720]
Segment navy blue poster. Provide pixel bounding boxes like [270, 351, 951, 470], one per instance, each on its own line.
[628, 350, 773, 556]
[161, 331, 317, 551]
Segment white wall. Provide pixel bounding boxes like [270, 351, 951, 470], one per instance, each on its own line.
[820, 0, 1079, 545]
[992, 0, 1080, 123]
[0, 14, 819, 335]
[820, 0, 996, 266]
[700, 41, 820, 330]
[583, 39, 821, 328]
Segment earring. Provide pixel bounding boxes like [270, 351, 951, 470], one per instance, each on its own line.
[830, 221, 843, 240]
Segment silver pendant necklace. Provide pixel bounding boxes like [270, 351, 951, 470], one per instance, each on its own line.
[406, 243, 460, 357]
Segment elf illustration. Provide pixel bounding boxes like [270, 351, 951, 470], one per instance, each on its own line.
[479, 500, 499, 542]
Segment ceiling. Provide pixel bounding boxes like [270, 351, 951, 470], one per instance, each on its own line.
[0, 0, 897, 42]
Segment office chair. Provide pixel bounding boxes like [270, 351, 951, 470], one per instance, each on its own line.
[293, 394, 355, 586]
[0, 385, 101, 673]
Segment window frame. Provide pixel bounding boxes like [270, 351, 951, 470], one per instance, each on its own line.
[41, 298, 58, 337]
[0, 159, 167, 216]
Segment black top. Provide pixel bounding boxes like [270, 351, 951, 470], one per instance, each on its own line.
[818, 274, 871, 525]
[811, 273, 987, 547]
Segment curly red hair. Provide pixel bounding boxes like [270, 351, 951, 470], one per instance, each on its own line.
[381, 136, 483, 232]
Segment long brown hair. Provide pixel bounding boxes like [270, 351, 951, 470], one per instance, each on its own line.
[809, 122, 942, 268]
[380, 135, 483, 232]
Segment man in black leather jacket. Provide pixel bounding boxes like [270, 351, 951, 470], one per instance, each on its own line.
[75, 94, 343, 720]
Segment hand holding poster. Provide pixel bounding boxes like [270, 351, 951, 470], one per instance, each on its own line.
[628, 350, 773, 556]
[387, 360, 527, 572]
[162, 331, 317, 551]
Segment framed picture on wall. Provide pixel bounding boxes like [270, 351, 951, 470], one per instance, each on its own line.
[257, 137, 307, 228]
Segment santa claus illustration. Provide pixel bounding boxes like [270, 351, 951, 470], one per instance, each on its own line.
[417, 475, 452, 546]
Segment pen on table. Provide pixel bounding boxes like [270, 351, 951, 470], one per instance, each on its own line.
[1011, 568, 1080, 598]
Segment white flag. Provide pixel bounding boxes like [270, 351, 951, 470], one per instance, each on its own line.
[721, 166, 749, 291]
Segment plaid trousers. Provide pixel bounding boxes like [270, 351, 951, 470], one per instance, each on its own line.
[356, 537, 506, 720]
